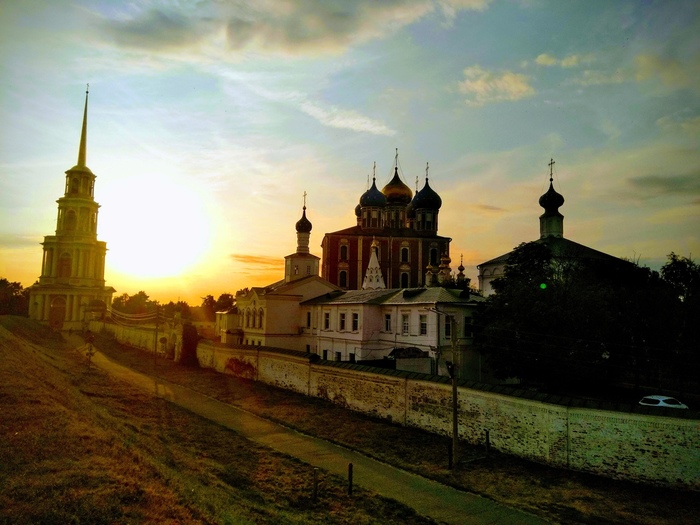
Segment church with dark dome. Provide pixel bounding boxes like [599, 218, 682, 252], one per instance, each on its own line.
[321, 156, 454, 290]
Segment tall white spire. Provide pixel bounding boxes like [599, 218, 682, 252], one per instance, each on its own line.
[362, 238, 386, 290]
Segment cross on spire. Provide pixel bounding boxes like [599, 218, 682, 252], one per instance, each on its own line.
[302, 191, 307, 209]
[426, 161, 430, 180]
[548, 158, 555, 182]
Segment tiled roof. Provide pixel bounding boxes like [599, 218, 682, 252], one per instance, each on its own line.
[302, 287, 483, 306]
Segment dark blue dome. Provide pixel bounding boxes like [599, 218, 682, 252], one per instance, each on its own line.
[539, 182, 564, 213]
[295, 207, 312, 233]
[411, 178, 442, 210]
[360, 178, 387, 208]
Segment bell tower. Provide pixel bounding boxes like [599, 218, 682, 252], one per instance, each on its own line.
[28, 87, 115, 330]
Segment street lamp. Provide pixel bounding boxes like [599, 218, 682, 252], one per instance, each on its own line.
[425, 307, 459, 468]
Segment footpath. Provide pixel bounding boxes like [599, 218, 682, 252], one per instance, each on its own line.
[80, 339, 548, 525]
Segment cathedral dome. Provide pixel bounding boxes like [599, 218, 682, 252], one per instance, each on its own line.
[295, 206, 312, 233]
[539, 181, 565, 213]
[359, 178, 387, 208]
[411, 178, 442, 210]
[355, 203, 362, 217]
[381, 167, 413, 205]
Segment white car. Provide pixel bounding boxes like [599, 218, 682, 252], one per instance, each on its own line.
[638, 395, 688, 409]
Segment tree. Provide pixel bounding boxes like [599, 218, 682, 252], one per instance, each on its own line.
[660, 253, 700, 394]
[214, 293, 234, 312]
[0, 278, 29, 316]
[474, 242, 679, 393]
[200, 295, 216, 322]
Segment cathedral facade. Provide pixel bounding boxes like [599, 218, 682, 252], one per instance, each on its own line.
[28, 89, 115, 330]
[321, 160, 452, 290]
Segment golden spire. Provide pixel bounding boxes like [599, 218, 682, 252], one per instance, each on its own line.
[77, 84, 89, 167]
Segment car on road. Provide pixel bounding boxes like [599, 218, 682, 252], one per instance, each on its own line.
[638, 395, 688, 409]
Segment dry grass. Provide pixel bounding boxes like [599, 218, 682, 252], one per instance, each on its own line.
[0, 317, 434, 525]
[90, 331, 700, 525]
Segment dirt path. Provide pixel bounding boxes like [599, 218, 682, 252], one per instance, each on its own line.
[81, 337, 547, 525]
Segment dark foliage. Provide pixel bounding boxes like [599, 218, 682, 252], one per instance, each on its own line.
[475, 244, 696, 395]
[0, 278, 29, 316]
[179, 323, 200, 367]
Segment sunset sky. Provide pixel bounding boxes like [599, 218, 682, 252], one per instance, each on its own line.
[1, 0, 699, 305]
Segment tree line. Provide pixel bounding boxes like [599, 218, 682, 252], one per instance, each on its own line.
[110, 291, 235, 322]
[473, 244, 699, 398]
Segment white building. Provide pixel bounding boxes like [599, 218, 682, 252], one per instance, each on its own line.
[300, 287, 483, 379]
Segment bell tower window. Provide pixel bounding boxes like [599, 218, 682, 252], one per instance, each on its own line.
[58, 253, 72, 278]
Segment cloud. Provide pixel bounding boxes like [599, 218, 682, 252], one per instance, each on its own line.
[567, 69, 628, 87]
[230, 254, 283, 268]
[299, 100, 396, 135]
[635, 54, 700, 94]
[98, 0, 494, 57]
[535, 53, 594, 68]
[458, 65, 535, 106]
[627, 172, 700, 198]
[656, 115, 700, 136]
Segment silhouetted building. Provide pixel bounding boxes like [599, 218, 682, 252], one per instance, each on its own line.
[322, 157, 452, 290]
[477, 159, 624, 295]
[28, 89, 115, 329]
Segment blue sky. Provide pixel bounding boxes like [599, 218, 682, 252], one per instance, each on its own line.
[1, 0, 698, 304]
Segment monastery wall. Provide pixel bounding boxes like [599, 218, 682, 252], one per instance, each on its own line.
[94, 325, 699, 489]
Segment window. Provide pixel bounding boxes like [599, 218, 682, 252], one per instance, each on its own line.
[420, 314, 427, 335]
[58, 253, 72, 278]
[306, 344, 311, 352]
[324, 312, 330, 330]
[402, 314, 409, 335]
[340, 245, 348, 261]
[258, 309, 264, 328]
[349, 353, 356, 363]
[339, 270, 347, 288]
[384, 313, 392, 332]
[306, 311, 311, 328]
[444, 316, 452, 338]
[352, 313, 359, 331]
[401, 247, 409, 263]
[339, 313, 346, 331]
[335, 352, 342, 362]
[306, 265, 311, 275]
[323, 350, 328, 360]
[401, 272, 409, 288]
[294, 264, 299, 275]
[463, 316, 473, 337]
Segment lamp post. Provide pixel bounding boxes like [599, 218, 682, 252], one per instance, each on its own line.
[426, 307, 459, 468]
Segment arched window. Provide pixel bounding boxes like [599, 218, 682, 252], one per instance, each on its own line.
[245, 310, 251, 328]
[401, 272, 409, 288]
[58, 253, 72, 278]
[339, 270, 347, 288]
[340, 245, 348, 261]
[400, 247, 409, 263]
[258, 308, 264, 328]
[70, 178, 79, 194]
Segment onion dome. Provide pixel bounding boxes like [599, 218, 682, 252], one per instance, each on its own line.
[411, 178, 442, 210]
[539, 178, 564, 214]
[295, 206, 312, 233]
[359, 177, 387, 208]
[381, 167, 413, 205]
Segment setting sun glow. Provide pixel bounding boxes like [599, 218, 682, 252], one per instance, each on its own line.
[98, 173, 212, 279]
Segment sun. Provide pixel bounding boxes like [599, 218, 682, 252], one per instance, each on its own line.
[97, 173, 213, 278]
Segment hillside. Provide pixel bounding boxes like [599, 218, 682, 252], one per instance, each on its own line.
[0, 316, 432, 524]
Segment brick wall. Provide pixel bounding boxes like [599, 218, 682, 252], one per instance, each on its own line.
[99, 328, 699, 489]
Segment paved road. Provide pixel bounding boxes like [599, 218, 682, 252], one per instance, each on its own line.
[83, 341, 548, 525]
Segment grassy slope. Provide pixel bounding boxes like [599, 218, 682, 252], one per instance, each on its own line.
[0, 316, 433, 525]
[92, 329, 699, 525]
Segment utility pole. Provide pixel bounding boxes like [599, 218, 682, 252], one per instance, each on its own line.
[446, 315, 458, 468]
